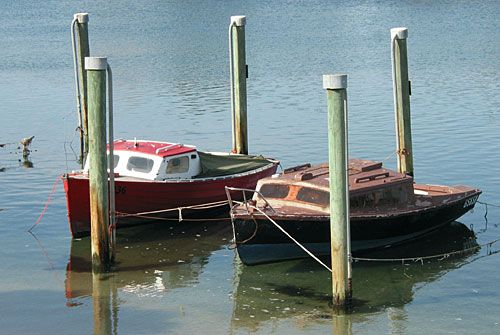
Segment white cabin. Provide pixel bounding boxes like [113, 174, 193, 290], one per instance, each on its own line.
[83, 140, 201, 181]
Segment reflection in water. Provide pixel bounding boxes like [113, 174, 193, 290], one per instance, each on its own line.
[332, 312, 352, 335]
[20, 156, 34, 168]
[230, 222, 478, 333]
[0, 150, 34, 170]
[92, 272, 113, 335]
[65, 221, 232, 331]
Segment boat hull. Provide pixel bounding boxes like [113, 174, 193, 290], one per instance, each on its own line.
[63, 163, 278, 237]
[234, 190, 481, 265]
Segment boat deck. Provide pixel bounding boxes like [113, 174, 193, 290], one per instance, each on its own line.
[240, 159, 481, 219]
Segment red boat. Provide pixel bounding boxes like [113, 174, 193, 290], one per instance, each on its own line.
[63, 139, 279, 237]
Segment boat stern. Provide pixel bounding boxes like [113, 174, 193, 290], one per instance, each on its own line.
[63, 173, 91, 237]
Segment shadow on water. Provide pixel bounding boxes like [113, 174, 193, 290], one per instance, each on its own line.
[229, 221, 479, 333]
[65, 220, 232, 301]
[65, 220, 232, 333]
[64, 220, 481, 333]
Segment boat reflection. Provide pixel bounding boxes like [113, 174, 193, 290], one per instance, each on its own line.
[65, 220, 232, 303]
[230, 221, 478, 332]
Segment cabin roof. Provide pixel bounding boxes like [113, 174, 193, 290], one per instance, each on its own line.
[110, 140, 196, 158]
[268, 158, 413, 193]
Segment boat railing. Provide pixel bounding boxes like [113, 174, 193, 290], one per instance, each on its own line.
[155, 143, 182, 154]
[224, 186, 277, 214]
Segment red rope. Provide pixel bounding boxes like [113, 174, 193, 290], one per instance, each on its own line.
[28, 176, 62, 232]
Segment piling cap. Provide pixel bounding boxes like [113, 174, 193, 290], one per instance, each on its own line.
[231, 15, 246, 26]
[391, 27, 408, 40]
[85, 57, 108, 70]
[74, 13, 89, 23]
[323, 74, 347, 90]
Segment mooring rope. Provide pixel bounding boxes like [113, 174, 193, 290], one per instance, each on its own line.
[115, 199, 232, 223]
[474, 200, 500, 220]
[28, 176, 62, 232]
[31, 183, 239, 230]
[238, 205, 500, 268]
[382, 149, 399, 163]
[243, 205, 334, 272]
[478, 201, 500, 208]
[352, 237, 500, 263]
[115, 212, 232, 222]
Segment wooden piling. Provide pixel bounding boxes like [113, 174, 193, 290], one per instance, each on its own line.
[74, 13, 91, 163]
[229, 15, 248, 155]
[391, 27, 414, 177]
[323, 74, 352, 308]
[85, 56, 110, 272]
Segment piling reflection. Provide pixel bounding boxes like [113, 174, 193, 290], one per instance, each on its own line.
[92, 272, 113, 335]
[65, 221, 232, 317]
[332, 312, 352, 335]
[230, 222, 478, 333]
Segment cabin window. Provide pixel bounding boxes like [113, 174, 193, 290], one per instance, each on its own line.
[166, 156, 189, 174]
[126, 156, 154, 173]
[296, 187, 329, 206]
[259, 184, 289, 199]
[107, 154, 120, 169]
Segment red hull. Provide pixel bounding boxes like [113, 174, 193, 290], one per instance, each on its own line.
[63, 163, 278, 237]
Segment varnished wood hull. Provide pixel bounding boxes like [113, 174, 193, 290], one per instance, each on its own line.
[233, 189, 481, 265]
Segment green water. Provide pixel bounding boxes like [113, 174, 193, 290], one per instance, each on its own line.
[0, 1, 499, 334]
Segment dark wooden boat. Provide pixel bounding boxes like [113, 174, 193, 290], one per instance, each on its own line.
[228, 159, 481, 265]
[63, 139, 279, 237]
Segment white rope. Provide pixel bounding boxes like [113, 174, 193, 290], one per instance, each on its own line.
[246, 205, 333, 273]
[116, 200, 232, 218]
[119, 214, 231, 222]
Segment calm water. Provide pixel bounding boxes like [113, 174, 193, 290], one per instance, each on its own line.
[1, 1, 499, 334]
